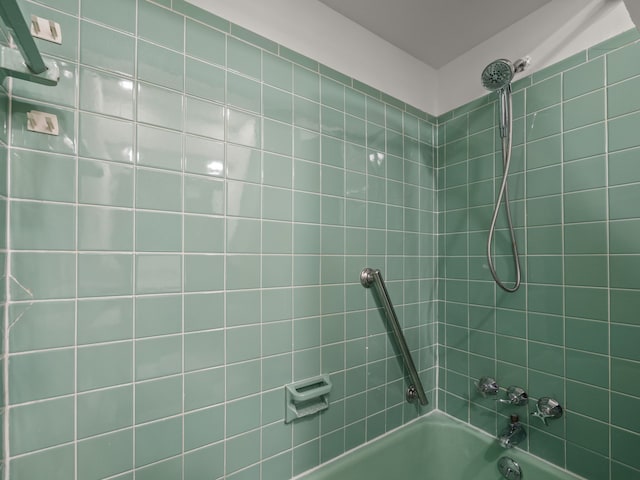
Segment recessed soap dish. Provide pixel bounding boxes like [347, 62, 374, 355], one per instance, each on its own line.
[284, 374, 332, 423]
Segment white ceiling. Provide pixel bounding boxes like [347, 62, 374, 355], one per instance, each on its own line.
[318, 0, 553, 68]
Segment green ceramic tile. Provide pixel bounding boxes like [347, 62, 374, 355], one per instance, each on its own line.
[612, 426, 640, 471]
[138, 0, 184, 51]
[135, 254, 182, 294]
[184, 175, 224, 215]
[529, 284, 563, 315]
[566, 349, 609, 388]
[184, 330, 224, 371]
[10, 445, 74, 480]
[78, 297, 133, 344]
[9, 349, 74, 404]
[526, 105, 561, 141]
[611, 392, 640, 434]
[184, 367, 224, 411]
[566, 317, 608, 354]
[564, 221, 607, 254]
[185, 58, 225, 103]
[611, 255, 640, 290]
[565, 284, 608, 322]
[135, 335, 181, 381]
[135, 211, 181, 252]
[564, 155, 606, 193]
[187, 96, 226, 139]
[611, 323, 640, 361]
[227, 180, 260, 217]
[136, 168, 182, 211]
[77, 342, 132, 391]
[263, 220, 292, 252]
[227, 396, 261, 437]
[526, 165, 561, 198]
[610, 183, 640, 220]
[10, 397, 74, 454]
[80, 21, 134, 76]
[263, 152, 292, 188]
[10, 200, 75, 250]
[608, 111, 640, 152]
[78, 253, 132, 297]
[227, 359, 261, 400]
[564, 255, 607, 287]
[228, 72, 261, 113]
[611, 219, 640, 255]
[185, 444, 224, 479]
[566, 380, 609, 422]
[136, 376, 182, 424]
[608, 75, 640, 119]
[136, 458, 182, 480]
[566, 443, 609, 480]
[227, 218, 260, 253]
[78, 159, 133, 207]
[226, 254, 260, 289]
[563, 122, 606, 161]
[135, 417, 182, 467]
[10, 252, 75, 300]
[564, 188, 607, 223]
[82, 0, 135, 32]
[564, 57, 604, 100]
[321, 77, 344, 111]
[612, 357, 640, 397]
[185, 254, 224, 292]
[227, 108, 262, 147]
[612, 289, 640, 326]
[185, 18, 225, 66]
[185, 135, 224, 176]
[135, 294, 181, 338]
[78, 429, 133, 480]
[136, 125, 182, 171]
[527, 75, 561, 113]
[137, 83, 183, 131]
[607, 41, 640, 84]
[563, 89, 604, 131]
[137, 40, 184, 91]
[228, 37, 261, 79]
[9, 301, 74, 352]
[226, 429, 260, 474]
[184, 215, 223, 253]
[184, 292, 224, 331]
[263, 52, 292, 90]
[264, 85, 292, 123]
[526, 134, 561, 170]
[77, 385, 133, 438]
[527, 195, 562, 226]
[532, 51, 585, 84]
[264, 119, 293, 155]
[10, 150, 75, 202]
[78, 206, 133, 251]
[79, 112, 134, 163]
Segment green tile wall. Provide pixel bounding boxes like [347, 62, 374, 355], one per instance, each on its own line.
[3, 0, 436, 479]
[438, 30, 640, 480]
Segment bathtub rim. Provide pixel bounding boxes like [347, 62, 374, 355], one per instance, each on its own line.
[292, 408, 587, 480]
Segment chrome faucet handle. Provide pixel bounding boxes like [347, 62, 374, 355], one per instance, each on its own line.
[531, 397, 563, 426]
[476, 376, 499, 397]
[497, 386, 528, 406]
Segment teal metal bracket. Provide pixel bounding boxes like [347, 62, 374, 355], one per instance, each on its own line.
[0, 44, 59, 86]
[0, 0, 59, 86]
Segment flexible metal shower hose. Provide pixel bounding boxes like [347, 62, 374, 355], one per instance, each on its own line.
[486, 86, 522, 292]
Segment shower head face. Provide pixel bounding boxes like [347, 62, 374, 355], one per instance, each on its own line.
[481, 59, 515, 91]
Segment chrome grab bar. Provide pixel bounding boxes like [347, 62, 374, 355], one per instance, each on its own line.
[360, 268, 428, 406]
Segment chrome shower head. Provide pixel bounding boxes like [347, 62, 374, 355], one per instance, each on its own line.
[481, 59, 515, 91]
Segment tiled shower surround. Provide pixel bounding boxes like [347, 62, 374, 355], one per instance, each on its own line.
[2, 1, 640, 480]
[2, 0, 437, 479]
[438, 30, 640, 480]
